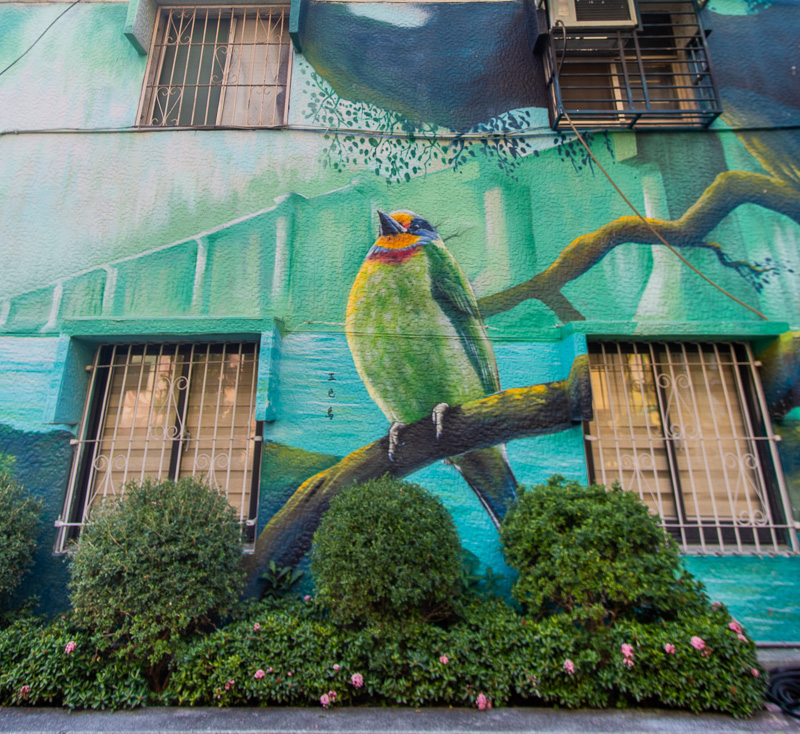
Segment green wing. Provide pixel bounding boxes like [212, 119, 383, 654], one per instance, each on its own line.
[427, 241, 500, 395]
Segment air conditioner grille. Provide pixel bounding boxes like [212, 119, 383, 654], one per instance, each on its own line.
[574, 0, 632, 22]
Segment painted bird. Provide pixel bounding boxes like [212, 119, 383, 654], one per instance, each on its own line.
[345, 209, 517, 526]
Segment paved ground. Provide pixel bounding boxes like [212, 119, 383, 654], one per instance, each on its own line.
[0, 706, 798, 734]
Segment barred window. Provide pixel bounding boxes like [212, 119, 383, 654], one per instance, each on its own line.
[137, 6, 291, 128]
[585, 342, 797, 555]
[541, 0, 721, 130]
[56, 343, 262, 551]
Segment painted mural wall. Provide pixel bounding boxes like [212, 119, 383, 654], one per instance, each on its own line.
[1, 0, 799, 637]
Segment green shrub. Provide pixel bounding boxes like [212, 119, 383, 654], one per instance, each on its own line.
[500, 476, 707, 625]
[68, 478, 244, 673]
[166, 598, 765, 716]
[0, 599, 765, 715]
[310, 476, 463, 625]
[0, 474, 42, 600]
[0, 615, 149, 709]
[259, 560, 304, 600]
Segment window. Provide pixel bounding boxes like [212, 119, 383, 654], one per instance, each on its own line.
[540, 0, 721, 129]
[585, 342, 798, 554]
[137, 6, 291, 128]
[56, 343, 262, 551]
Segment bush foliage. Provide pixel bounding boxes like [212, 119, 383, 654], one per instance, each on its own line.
[0, 615, 148, 709]
[68, 478, 244, 667]
[166, 598, 765, 716]
[0, 474, 42, 600]
[500, 476, 707, 625]
[310, 476, 463, 625]
[0, 599, 766, 715]
[0, 474, 768, 716]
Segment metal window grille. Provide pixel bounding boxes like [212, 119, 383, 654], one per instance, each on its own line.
[56, 342, 262, 552]
[541, 0, 721, 129]
[137, 6, 291, 128]
[585, 342, 798, 555]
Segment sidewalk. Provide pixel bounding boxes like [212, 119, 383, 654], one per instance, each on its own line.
[0, 706, 798, 734]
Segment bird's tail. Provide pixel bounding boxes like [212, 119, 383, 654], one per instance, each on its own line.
[450, 445, 517, 528]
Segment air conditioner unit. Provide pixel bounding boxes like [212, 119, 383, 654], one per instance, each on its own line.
[549, 0, 639, 29]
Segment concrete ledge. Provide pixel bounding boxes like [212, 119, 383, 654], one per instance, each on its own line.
[757, 647, 800, 669]
[0, 707, 798, 734]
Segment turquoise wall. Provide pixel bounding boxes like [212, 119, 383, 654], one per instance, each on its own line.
[1, 0, 799, 637]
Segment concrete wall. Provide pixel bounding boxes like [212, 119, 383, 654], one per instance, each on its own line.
[1, 0, 799, 639]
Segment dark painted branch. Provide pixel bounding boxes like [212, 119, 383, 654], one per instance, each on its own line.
[244, 354, 590, 576]
[477, 171, 800, 322]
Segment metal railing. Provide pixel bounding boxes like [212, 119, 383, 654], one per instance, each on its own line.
[541, 0, 722, 129]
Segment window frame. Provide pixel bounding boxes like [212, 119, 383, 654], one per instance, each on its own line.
[583, 340, 798, 555]
[56, 341, 263, 553]
[136, 4, 293, 129]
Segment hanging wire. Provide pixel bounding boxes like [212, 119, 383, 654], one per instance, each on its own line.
[0, 0, 82, 79]
[549, 13, 767, 321]
[562, 113, 769, 321]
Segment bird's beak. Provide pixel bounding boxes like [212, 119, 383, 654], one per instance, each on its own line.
[377, 210, 406, 236]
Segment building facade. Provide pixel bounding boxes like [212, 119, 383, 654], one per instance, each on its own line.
[0, 0, 798, 641]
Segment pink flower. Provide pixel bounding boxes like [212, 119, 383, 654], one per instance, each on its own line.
[621, 643, 634, 659]
[476, 693, 488, 711]
[253, 623, 261, 632]
[623, 658, 634, 668]
[288, 671, 293, 677]
[563, 659, 575, 675]
[254, 669, 265, 679]
[333, 664, 340, 671]
[738, 633, 748, 642]
[751, 668, 760, 677]
[439, 655, 449, 664]
[664, 643, 676, 654]
[728, 620, 743, 634]
[711, 601, 723, 609]
[320, 693, 330, 708]
[328, 690, 337, 701]
[351, 673, 364, 688]
[19, 685, 30, 697]
[690, 636, 706, 651]
[64, 641, 76, 654]
[224, 679, 234, 690]
[268, 667, 274, 673]
[304, 595, 312, 602]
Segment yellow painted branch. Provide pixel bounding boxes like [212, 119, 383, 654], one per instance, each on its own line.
[244, 355, 590, 576]
[478, 170, 800, 321]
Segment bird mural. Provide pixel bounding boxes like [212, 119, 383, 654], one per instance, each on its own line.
[345, 209, 517, 526]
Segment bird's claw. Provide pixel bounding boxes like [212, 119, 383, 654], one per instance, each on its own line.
[388, 422, 407, 463]
[432, 403, 449, 440]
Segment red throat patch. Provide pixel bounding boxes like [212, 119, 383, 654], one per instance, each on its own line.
[367, 245, 423, 264]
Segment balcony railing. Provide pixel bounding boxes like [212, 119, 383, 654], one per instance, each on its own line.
[541, 0, 722, 130]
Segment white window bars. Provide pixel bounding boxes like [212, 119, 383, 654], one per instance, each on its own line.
[585, 342, 798, 555]
[56, 342, 262, 552]
[137, 6, 292, 128]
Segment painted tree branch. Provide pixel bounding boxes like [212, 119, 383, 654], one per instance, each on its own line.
[244, 355, 590, 576]
[477, 170, 800, 322]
